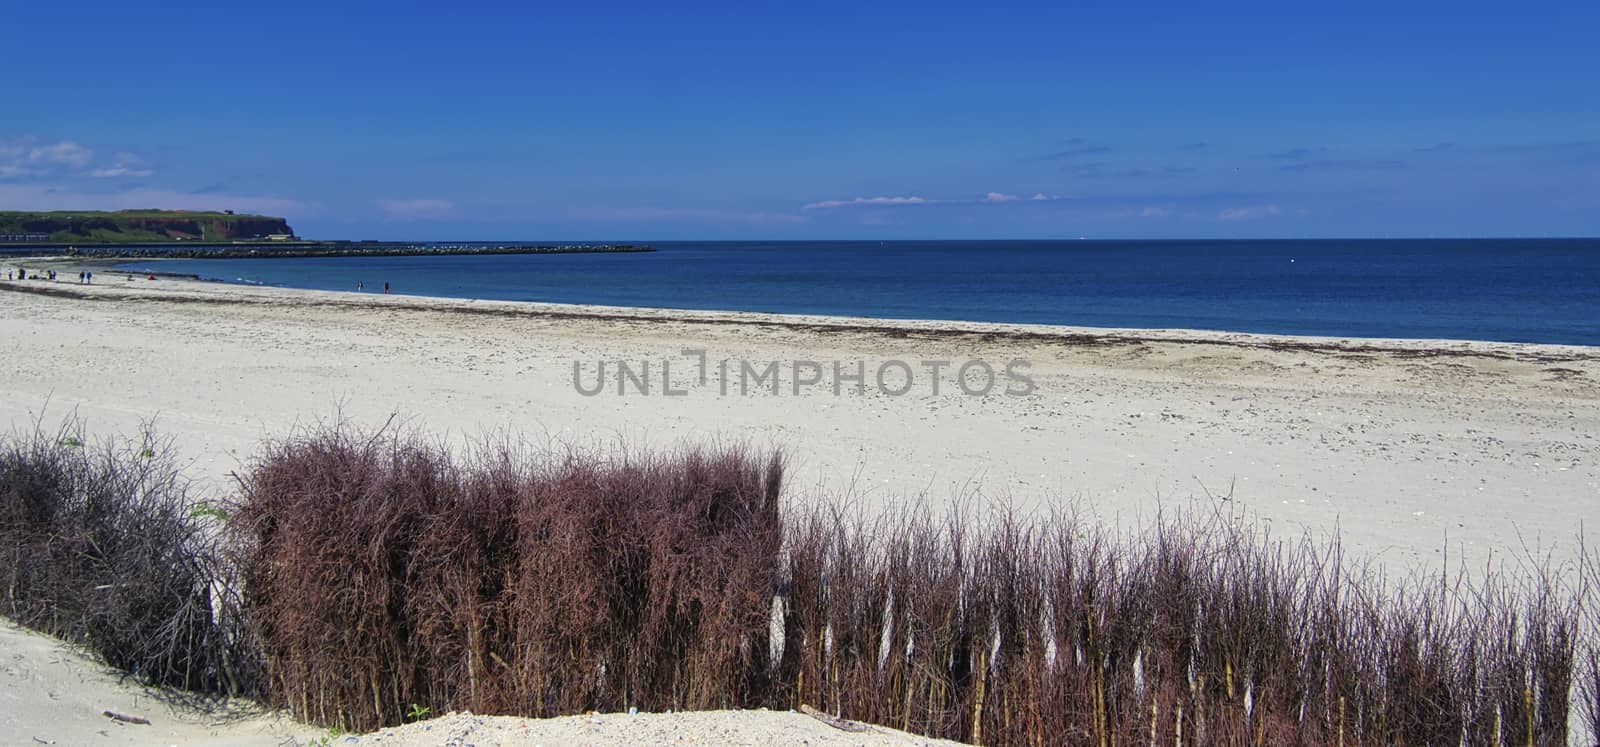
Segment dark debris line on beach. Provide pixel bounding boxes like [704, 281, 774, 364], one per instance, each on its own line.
[1, 279, 1594, 365]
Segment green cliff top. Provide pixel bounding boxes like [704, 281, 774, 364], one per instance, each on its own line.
[0, 210, 295, 243]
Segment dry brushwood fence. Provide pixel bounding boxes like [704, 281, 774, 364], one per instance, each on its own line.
[229, 429, 786, 728]
[0, 420, 257, 696]
[3, 419, 1599, 745]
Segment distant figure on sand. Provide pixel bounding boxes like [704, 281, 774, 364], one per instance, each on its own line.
[384, 281, 390, 294]
[357, 281, 364, 292]
[86, 271, 93, 284]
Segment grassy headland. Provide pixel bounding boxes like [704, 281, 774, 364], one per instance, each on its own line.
[0, 210, 654, 256]
[0, 209, 294, 243]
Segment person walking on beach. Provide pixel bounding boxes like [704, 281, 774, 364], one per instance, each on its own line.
[357, 281, 364, 292]
[384, 281, 390, 294]
[86, 271, 93, 284]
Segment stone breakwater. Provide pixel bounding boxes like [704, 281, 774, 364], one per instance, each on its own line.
[12, 242, 654, 259]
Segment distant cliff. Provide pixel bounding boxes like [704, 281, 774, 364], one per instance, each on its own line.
[0, 210, 295, 243]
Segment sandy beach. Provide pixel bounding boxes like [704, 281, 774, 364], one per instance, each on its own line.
[11, 2, 1599, 741]
[3, 265, 1597, 573]
[2, 266, 1599, 745]
[0, 616, 960, 746]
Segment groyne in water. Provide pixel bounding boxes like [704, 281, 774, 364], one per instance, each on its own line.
[0, 242, 653, 259]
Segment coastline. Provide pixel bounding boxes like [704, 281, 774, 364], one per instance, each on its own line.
[3, 266, 1597, 578]
[4, 257, 1600, 746]
[0, 241, 654, 259]
[21, 255, 1600, 360]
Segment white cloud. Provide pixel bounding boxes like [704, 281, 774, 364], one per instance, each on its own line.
[804, 195, 937, 210]
[90, 152, 153, 178]
[1, 138, 94, 178]
[0, 183, 305, 215]
[89, 167, 154, 178]
[27, 141, 93, 168]
[570, 206, 806, 225]
[806, 192, 1066, 209]
[1217, 204, 1283, 221]
[1104, 205, 1175, 219]
[376, 198, 458, 222]
[2, 140, 162, 180]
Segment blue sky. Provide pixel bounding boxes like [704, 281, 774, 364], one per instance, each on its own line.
[2, 1, 1596, 240]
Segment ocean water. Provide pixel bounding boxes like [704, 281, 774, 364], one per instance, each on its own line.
[117, 239, 1600, 345]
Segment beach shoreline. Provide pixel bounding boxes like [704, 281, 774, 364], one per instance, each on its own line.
[4, 262, 1600, 746]
[3, 268, 1597, 578]
[15, 256, 1600, 360]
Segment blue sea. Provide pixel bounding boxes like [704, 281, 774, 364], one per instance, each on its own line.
[117, 239, 1600, 345]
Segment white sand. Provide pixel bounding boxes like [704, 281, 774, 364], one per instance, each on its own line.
[341, 709, 965, 747]
[0, 618, 309, 746]
[3, 268, 1595, 571]
[2, 268, 1598, 744]
[0, 617, 957, 747]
